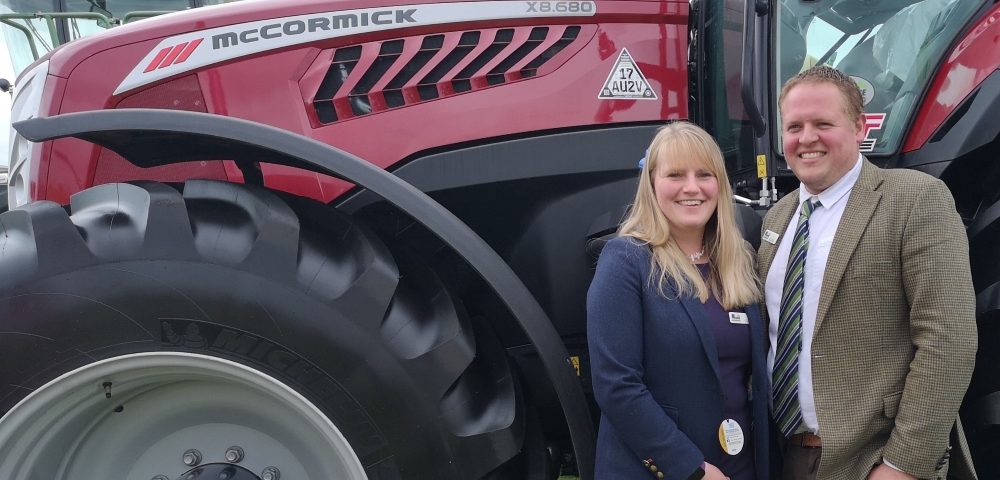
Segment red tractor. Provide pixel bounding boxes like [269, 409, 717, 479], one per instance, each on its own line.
[1, 1, 998, 479]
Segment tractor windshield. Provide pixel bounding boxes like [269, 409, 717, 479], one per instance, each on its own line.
[775, 0, 986, 155]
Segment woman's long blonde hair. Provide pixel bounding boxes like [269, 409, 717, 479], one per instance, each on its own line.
[619, 122, 760, 309]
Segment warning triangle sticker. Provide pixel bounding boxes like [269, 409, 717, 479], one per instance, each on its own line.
[599, 48, 657, 100]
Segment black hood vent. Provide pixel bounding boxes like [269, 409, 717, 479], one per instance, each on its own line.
[313, 25, 582, 123]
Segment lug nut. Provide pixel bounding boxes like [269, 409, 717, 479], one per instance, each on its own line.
[182, 448, 202, 466]
[261, 466, 280, 480]
[224, 446, 245, 463]
[151, 476, 169, 480]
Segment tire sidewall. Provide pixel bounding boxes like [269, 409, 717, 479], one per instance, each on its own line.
[0, 259, 453, 479]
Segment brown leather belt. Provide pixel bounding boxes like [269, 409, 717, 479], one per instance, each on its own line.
[787, 432, 823, 448]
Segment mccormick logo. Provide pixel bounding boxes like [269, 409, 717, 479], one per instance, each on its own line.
[115, 1, 596, 95]
[211, 9, 416, 49]
[861, 113, 886, 152]
[144, 38, 203, 72]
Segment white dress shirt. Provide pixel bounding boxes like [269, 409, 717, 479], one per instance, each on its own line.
[765, 154, 863, 434]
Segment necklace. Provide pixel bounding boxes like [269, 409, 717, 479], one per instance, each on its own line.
[687, 246, 705, 263]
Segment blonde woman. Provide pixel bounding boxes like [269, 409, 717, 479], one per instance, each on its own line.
[588, 122, 769, 480]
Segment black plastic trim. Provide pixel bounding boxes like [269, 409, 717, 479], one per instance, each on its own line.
[13, 109, 596, 479]
[337, 125, 657, 213]
[739, 0, 765, 137]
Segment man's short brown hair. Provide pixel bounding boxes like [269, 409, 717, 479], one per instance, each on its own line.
[779, 65, 864, 122]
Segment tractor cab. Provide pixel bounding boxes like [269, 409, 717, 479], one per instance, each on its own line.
[694, 0, 989, 203]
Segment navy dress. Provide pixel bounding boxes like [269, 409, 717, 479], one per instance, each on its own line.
[699, 263, 755, 480]
[587, 237, 769, 480]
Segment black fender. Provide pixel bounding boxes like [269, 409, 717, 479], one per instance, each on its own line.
[13, 109, 596, 479]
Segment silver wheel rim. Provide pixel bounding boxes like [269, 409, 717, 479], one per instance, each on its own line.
[0, 352, 368, 480]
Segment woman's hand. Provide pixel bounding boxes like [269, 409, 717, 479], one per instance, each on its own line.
[704, 461, 730, 480]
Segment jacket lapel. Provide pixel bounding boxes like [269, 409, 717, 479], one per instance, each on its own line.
[813, 160, 884, 337]
[759, 192, 799, 287]
[746, 304, 769, 392]
[747, 304, 765, 354]
[679, 294, 723, 385]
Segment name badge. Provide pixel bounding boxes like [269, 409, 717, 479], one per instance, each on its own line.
[718, 419, 745, 455]
[762, 229, 779, 245]
[729, 312, 749, 325]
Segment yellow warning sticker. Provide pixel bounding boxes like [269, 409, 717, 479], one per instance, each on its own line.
[570, 356, 581, 376]
[756, 155, 767, 178]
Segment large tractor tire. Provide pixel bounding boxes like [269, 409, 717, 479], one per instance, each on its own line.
[0, 180, 526, 480]
[965, 192, 1000, 479]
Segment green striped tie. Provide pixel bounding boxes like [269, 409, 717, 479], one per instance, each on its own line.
[773, 197, 819, 437]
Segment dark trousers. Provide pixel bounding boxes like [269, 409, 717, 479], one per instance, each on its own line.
[779, 442, 820, 480]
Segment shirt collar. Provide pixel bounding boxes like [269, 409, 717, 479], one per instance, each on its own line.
[798, 153, 863, 208]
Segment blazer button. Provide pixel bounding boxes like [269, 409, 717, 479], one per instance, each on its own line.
[656, 472, 664, 479]
[650, 465, 658, 473]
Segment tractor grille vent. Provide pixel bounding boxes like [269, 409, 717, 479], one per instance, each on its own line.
[313, 25, 582, 123]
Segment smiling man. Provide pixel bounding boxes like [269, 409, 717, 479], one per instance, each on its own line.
[758, 66, 978, 480]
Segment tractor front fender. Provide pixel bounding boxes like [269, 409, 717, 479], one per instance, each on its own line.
[14, 109, 596, 479]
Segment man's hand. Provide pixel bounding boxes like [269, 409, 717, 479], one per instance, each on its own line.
[704, 461, 729, 480]
[868, 463, 917, 480]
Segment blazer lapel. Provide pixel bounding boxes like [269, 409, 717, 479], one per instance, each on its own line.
[759, 192, 799, 289]
[747, 304, 765, 354]
[813, 160, 884, 337]
[679, 295, 723, 385]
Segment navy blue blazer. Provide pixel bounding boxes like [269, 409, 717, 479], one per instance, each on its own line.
[587, 237, 770, 480]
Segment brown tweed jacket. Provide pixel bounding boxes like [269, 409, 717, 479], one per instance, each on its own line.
[758, 160, 978, 479]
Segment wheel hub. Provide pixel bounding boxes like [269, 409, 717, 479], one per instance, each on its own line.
[0, 352, 367, 480]
[175, 463, 261, 480]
